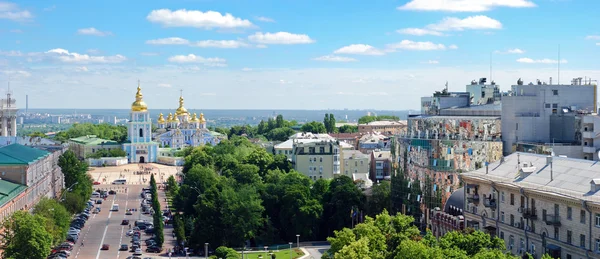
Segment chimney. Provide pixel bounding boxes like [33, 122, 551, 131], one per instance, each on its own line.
[547, 156, 553, 181]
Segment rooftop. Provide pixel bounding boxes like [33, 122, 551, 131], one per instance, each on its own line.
[70, 135, 120, 146]
[462, 152, 600, 204]
[372, 150, 391, 160]
[360, 120, 407, 126]
[343, 150, 369, 160]
[0, 144, 51, 165]
[0, 179, 26, 208]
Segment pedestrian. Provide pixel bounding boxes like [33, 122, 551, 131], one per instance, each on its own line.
[81, 242, 84, 247]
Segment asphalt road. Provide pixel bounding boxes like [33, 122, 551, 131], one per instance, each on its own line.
[303, 246, 329, 259]
[71, 184, 158, 259]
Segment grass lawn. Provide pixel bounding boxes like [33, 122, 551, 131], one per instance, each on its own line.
[242, 248, 304, 259]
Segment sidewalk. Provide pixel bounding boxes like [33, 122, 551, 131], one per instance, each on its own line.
[157, 184, 179, 257]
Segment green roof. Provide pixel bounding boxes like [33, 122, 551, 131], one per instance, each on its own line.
[0, 144, 51, 165]
[0, 179, 26, 207]
[70, 135, 120, 146]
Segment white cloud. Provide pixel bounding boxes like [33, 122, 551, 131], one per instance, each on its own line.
[46, 48, 127, 63]
[1, 70, 31, 78]
[422, 60, 440, 64]
[248, 32, 315, 44]
[75, 66, 89, 72]
[167, 54, 227, 66]
[0, 2, 33, 21]
[256, 16, 275, 22]
[87, 49, 101, 54]
[333, 44, 385, 56]
[0, 50, 24, 56]
[496, 48, 525, 54]
[147, 9, 254, 29]
[397, 28, 444, 36]
[585, 35, 600, 40]
[386, 40, 453, 51]
[398, 0, 536, 12]
[256, 44, 268, 48]
[426, 15, 502, 31]
[140, 52, 160, 56]
[145, 37, 190, 45]
[191, 40, 249, 48]
[596, 43, 600, 46]
[313, 55, 358, 62]
[77, 27, 112, 36]
[448, 45, 458, 49]
[158, 83, 172, 88]
[516, 58, 567, 64]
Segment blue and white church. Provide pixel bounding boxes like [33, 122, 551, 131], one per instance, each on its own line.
[122, 83, 159, 163]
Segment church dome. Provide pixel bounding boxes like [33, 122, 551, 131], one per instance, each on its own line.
[190, 113, 199, 122]
[131, 83, 148, 112]
[166, 113, 174, 122]
[157, 113, 165, 124]
[199, 113, 206, 123]
[175, 96, 189, 116]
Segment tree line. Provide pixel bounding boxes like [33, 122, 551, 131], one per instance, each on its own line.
[149, 174, 165, 247]
[0, 150, 93, 259]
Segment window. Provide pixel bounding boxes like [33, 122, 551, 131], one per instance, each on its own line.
[595, 213, 600, 227]
[596, 239, 600, 253]
[581, 210, 586, 224]
[566, 254, 571, 259]
[552, 103, 558, 108]
[554, 226, 559, 239]
[567, 207, 572, 220]
[320, 157, 323, 163]
[501, 212, 505, 223]
[543, 209, 547, 221]
[516, 123, 518, 130]
[501, 192, 505, 203]
[510, 214, 515, 226]
[581, 234, 586, 248]
[545, 103, 551, 108]
[552, 90, 558, 95]
[319, 147, 325, 153]
[510, 193, 514, 205]
[500, 231, 504, 239]
[139, 128, 143, 137]
[509, 235, 514, 249]
[567, 230, 572, 244]
[355, 161, 357, 166]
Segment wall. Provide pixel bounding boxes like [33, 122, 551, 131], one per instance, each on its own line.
[157, 156, 184, 166]
[87, 157, 128, 167]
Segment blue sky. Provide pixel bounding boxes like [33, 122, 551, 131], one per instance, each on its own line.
[0, 0, 599, 110]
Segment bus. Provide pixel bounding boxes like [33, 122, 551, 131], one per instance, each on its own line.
[112, 179, 127, 185]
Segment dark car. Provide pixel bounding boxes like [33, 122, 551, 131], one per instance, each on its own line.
[101, 244, 110, 250]
[120, 244, 128, 251]
[146, 246, 162, 253]
[109, 190, 116, 195]
[121, 219, 129, 225]
[96, 199, 103, 204]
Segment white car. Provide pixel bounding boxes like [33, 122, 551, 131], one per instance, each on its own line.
[126, 230, 134, 236]
[133, 248, 142, 256]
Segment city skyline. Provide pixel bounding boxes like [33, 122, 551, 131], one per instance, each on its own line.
[0, 0, 599, 110]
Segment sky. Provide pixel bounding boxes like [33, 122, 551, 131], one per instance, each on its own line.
[0, 0, 599, 110]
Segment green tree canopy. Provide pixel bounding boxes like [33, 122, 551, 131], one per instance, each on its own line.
[358, 115, 400, 124]
[33, 198, 71, 245]
[1, 211, 53, 259]
[54, 123, 128, 143]
[300, 121, 327, 134]
[86, 148, 127, 159]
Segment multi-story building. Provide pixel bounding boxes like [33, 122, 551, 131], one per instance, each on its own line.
[122, 83, 159, 163]
[291, 139, 343, 180]
[342, 149, 369, 180]
[502, 77, 597, 156]
[370, 150, 392, 182]
[358, 132, 391, 154]
[461, 152, 600, 259]
[330, 133, 362, 150]
[358, 120, 407, 135]
[430, 187, 465, 238]
[0, 89, 18, 137]
[273, 133, 335, 160]
[582, 115, 600, 161]
[68, 135, 121, 159]
[0, 143, 64, 221]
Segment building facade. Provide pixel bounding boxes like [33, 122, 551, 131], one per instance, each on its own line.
[359, 132, 391, 154]
[292, 139, 343, 180]
[122, 84, 159, 163]
[154, 95, 226, 149]
[0, 89, 18, 137]
[68, 135, 121, 159]
[370, 150, 392, 181]
[430, 187, 465, 238]
[342, 149, 369, 179]
[462, 152, 600, 259]
[358, 121, 407, 135]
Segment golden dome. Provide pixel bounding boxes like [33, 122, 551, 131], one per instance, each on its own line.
[131, 83, 148, 112]
[190, 113, 199, 122]
[157, 113, 165, 124]
[166, 113, 174, 122]
[175, 96, 189, 116]
[199, 113, 206, 123]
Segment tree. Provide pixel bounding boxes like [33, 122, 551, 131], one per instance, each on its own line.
[321, 176, 366, 238]
[265, 127, 295, 141]
[58, 150, 93, 213]
[86, 148, 127, 159]
[243, 148, 274, 175]
[54, 123, 128, 143]
[1, 211, 53, 259]
[300, 121, 326, 134]
[329, 114, 336, 133]
[338, 125, 358, 133]
[33, 198, 71, 245]
[275, 115, 285, 128]
[368, 181, 391, 216]
[214, 246, 240, 259]
[324, 114, 331, 133]
[358, 115, 400, 124]
[28, 132, 48, 138]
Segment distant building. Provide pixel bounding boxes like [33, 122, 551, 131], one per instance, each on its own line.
[370, 150, 392, 182]
[329, 133, 362, 149]
[68, 135, 121, 159]
[0, 144, 64, 222]
[342, 149, 369, 180]
[430, 187, 465, 238]
[274, 133, 337, 160]
[358, 120, 406, 135]
[502, 77, 597, 155]
[461, 152, 600, 259]
[122, 83, 159, 163]
[358, 132, 390, 154]
[292, 139, 342, 180]
[0, 89, 18, 137]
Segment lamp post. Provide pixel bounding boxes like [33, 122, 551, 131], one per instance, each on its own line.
[264, 245, 268, 259]
[59, 181, 78, 201]
[296, 234, 300, 248]
[205, 243, 209, 259]
[289, 242, 293, 259]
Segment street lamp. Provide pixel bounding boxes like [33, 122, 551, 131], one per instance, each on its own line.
[296, 234, 300, 248]
[205, 243, 209, 259]
[289, 242, 293, 259]
[59, 181, 78, 201]
[264, 246, 268, 259]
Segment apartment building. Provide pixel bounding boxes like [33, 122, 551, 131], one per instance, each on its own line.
[358, 120, 407, 135]
[342, 149, 369, 179]
[502, 77, 597, 156]
[291, 139, 343, 180]
[370, 150, 392, 181]
[359, 132, 391, 154]
[274, 133, 353, 160]
[462, 152, 600, 259]
[430, 187, 465, 238]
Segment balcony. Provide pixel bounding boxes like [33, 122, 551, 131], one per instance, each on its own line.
[583, 131, 595, 139]
[583, 146, 596, 154]
[544, 215, 561, 226]
[523, 208, 538, 220]
[483, 198, 497, 208]
[467, 194, 480, 203]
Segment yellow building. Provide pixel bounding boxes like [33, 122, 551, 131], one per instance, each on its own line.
[292, 139, 343, 180]
[342, 150, 369, 179]
[68, 135, 121, 159]
[462, 152, 600, 259]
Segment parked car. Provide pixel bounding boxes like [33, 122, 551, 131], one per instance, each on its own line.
[121, 219, 129, 225]
[101, 244, 110, 250]
[146, 246, 162, 253]
[120, 244, 128, 251]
